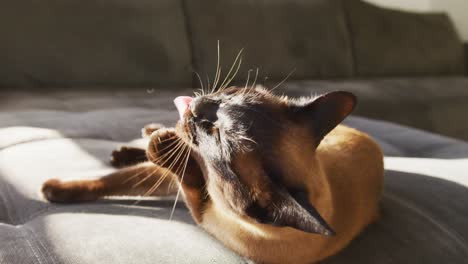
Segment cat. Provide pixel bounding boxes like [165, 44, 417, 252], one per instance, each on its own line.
[42, 86, 384, 264]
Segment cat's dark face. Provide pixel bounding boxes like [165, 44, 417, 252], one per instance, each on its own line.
[177, 87, 284, 160]
[173, 86, 356, 236]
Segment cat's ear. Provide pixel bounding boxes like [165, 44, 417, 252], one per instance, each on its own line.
[292, 91, 356, 144]
[247, 187, 335, 236]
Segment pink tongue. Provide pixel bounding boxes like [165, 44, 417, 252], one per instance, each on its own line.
[174, 96, 193, 120]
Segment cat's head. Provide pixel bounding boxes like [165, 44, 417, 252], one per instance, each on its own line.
[168, 86, 355, 235]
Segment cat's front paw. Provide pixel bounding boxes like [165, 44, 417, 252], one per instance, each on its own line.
[147, 128, 179, 164]
[110, 146, 147, 168]
[141, 123, 164, 138]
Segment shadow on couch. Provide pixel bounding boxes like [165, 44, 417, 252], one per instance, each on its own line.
[2, 159, 468, 263]
[1, 121, 468, 263]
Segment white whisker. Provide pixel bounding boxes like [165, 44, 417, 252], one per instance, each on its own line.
[211, 41, 222, 93]
[218, 49, 244, 91]
[251, 68, 259, 89]
[169, 145, 192, 220]
[194, 71, 205, 95]
[270, 68, 296, 92]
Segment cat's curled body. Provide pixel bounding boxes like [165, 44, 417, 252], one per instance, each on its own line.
[42, 86, 384, 264]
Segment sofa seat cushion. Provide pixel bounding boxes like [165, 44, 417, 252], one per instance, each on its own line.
[282, 77, 468, 141]
[0, 135, 245, 264]
[1, 88, 468, 263]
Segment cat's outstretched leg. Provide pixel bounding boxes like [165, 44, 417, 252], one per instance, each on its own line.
[42, 162, 178, 203]
[42, 125, 186, 203]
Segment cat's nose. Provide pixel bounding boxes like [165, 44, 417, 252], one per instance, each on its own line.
[190, 97, 219, 122]
[174, 96, 193, 120]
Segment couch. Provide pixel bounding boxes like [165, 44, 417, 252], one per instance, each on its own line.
[1, 0, 467, 140]
[1, 0, 467, 263]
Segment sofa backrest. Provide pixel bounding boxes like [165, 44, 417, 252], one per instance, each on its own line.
[344, 0, 465, 77]
[0, 0, 464, 89]
[0, 0, 192, 89]
[184, 0, 354, 84]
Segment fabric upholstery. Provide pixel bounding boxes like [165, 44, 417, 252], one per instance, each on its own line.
[184, 0, 354, 82]
[344, 0, 465, 76]
[0, 0, 192, 89]
[465, 43, 468, 76]
[0, 0, 464, 90]
[1, 88, 468, 263]
[280, 77, 468, 141]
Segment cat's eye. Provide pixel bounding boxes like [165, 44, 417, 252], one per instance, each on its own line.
[191, 97, 220, 121]
[198, 119, 214, 130]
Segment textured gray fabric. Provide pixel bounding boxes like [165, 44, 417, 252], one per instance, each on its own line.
[325, 168, 468, 263]
[0, 0, 192, 89]
[280, 77, 468, 141]
[1, 88, 468, 263]
[344, 0, 465, 76]
[184, 0, 354, 81]
[0, 0, 464, 90]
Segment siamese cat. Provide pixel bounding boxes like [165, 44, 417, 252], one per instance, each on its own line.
[42, 86, 384, 263]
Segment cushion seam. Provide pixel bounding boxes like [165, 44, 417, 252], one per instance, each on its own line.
[0, 183, 21, 224]
[0, 187, 14, 224]
[19, 228, 46, 264]
[340, 0, 357, 77]
[18, 206, 59, 226]
[23, 225, 59, 264]
[180, 0, 197, 87]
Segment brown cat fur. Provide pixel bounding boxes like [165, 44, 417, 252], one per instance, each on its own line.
[42, 87, 384, 263]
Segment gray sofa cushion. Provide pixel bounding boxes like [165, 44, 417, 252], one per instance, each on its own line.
[281, 77, 468, 141]
[1, 88, 468, 263]
[0, 138, 244, 264]
[344, 0, 465, 76]
[0, 1, 192, 89]
[185, 0, 353, 82]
